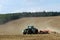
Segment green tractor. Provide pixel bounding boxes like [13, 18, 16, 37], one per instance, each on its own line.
[23, 26, 38, 34]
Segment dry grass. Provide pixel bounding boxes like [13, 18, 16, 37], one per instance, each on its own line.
[0, 34, 60, 40]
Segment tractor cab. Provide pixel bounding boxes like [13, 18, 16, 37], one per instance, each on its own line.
[28, 26, 34, 29]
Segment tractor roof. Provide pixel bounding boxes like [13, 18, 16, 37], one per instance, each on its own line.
[28, 26, 34, 29]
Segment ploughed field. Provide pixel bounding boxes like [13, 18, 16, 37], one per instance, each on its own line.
[0, 34, 60, 40]
[0, 16, 60, 35]
[0, 16, 60, 40]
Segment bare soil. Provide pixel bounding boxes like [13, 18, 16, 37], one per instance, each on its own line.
[0, 16, 60, 35]
[0, 34, 60, 40]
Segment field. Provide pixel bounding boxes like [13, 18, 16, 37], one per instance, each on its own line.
[0, 34, 60, 40]
[0, 16, 60, 40]
[0, 16, 60, 35]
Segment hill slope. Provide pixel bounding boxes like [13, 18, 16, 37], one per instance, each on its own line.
[0, 16, 60, 35]
[0, 12, 60, 24]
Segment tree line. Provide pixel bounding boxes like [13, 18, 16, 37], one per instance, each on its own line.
[0, 12, 60, 24]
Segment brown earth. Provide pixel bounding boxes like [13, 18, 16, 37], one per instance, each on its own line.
[0, 16, 60, 35]
[0, 34, 60, 40]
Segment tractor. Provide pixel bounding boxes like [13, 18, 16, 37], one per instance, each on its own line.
[23, 26, 38, 34]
